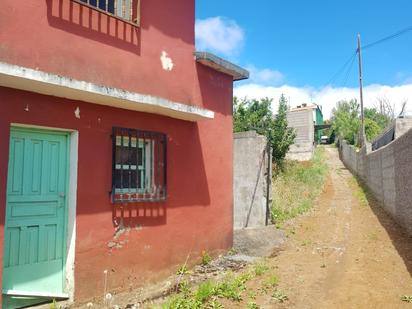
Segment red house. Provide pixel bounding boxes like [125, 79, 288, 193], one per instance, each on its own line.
[0, 0, 248, 307]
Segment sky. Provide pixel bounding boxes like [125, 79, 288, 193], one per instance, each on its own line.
[195, 1, 412, 119]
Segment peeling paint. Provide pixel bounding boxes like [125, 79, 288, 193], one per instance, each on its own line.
[74, 107, 80, 119]
[24, 104, 29, 112]
[160, 51, 174, 71]
[107, 239, 128, 250]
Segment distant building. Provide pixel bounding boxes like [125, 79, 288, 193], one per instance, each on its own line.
[286, 104, 324, 161]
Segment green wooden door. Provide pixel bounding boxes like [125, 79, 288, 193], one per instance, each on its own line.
[3, 127, 69, 303]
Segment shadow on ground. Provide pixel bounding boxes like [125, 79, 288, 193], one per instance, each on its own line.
[352, 176, 412, 278]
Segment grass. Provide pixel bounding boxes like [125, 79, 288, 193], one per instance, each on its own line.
[176, 264, 189, 275]
[201, 251, 212, 266]
[158, 271, 252, 308]
[253, 261, 269, 276]
[157, 261, 277, 309]
[401, 295, 412, 303]
[247, 301, 260, 309]
[271, 147, 328, 225]
[259, 274, 279, 294]
[349, 176, 370, 208]
[272, 290, 289, 303]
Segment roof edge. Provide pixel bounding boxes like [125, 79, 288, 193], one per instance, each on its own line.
[195, 51, 249, 81]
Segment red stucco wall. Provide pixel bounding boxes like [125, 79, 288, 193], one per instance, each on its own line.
[0, 73, 233, 302]
[0, 0, 198, 106]
[0, 0, 236, 304]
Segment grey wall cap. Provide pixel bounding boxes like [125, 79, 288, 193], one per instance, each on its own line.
[0, 62, 214, 122]
[234, 131, 265, 139]
[195, 51, 249, 81]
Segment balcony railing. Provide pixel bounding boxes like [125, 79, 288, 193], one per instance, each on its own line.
[72, 0, 140, 26]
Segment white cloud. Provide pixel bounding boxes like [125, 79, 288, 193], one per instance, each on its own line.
[246, 65, 284, 85]
[195, 17, 244, 56]
[234, 83, 412, 119]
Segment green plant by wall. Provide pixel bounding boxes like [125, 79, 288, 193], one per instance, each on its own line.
[233, 95, 295, 166]
[201, 251, 212, 266]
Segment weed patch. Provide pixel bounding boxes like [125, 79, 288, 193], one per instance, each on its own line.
[247, 301, 260, 309]
[272, 290, 289, 303]
[271, 147, 328, 225]
[349, 177, 370, 208]
[201, 251, 212, 266]
[176, 264, 189, 275]
[253, 261, 269, 276]
[401, 295, 412, 303]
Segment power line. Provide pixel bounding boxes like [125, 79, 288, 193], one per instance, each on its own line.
[363, 25, 412, 50]
[342, 53, 357, 87]
[326, 50, 357, 86]
[325, 24, 412, 87]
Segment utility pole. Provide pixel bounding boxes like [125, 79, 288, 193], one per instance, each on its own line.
[357, 33, 366, 146]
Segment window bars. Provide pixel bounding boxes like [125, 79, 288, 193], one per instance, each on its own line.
[112, 127, 167, 203]
[75, 0, 140, 26]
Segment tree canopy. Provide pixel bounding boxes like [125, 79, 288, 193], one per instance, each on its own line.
[233, 95, 296, 165]
[330, 99, 392, 145]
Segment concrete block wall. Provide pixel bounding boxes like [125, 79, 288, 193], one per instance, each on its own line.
[286, 109, 314, 161]
[233, 131, 270, 229]
[393, 129, 412, 234]
[340, 128, 412, 235]
[381, 144, 396, 216]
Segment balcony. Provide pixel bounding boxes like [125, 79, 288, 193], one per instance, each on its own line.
[72, 0, 140, 26]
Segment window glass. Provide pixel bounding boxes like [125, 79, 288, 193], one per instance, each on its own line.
[112, 128, 167, 203]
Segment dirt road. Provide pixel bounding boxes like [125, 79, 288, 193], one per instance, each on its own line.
[257, 146, 412, 308]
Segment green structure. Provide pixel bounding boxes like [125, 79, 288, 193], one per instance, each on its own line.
[314, 105, 324, 144]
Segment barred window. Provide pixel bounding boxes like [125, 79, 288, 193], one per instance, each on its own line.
[77, 0, 140, 25]
[112, 127, 167, 203]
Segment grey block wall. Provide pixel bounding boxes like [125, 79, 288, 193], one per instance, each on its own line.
[340, 126, 412, 235]
[286, 109, 314, 161]
[233, 131, 271, 230]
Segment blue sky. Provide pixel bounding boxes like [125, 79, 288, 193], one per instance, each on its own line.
[195, 1, 412, 118]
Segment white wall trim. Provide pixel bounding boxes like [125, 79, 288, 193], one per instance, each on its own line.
[0, 62, 214, 122]
[65, 131, 78, 303]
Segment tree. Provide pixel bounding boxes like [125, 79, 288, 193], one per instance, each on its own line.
[331, 99, 394, 145]
[233, 95, 296, 165]
[233, 97, 274, 135]
[272, 95, 296, 165]
[331, 99, 360, 145]
[364, 107, 391, 129]
[375, 96, 395, 121]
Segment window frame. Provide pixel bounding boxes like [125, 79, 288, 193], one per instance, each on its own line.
[72, 0, 141, 27]
[111, 127, 167, 203]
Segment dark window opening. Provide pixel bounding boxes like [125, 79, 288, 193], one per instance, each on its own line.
[77, 0, 138, 24]
[112, 127, 167, 203]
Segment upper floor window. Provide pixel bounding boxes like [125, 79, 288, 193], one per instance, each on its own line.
[76, 0, 140, 25]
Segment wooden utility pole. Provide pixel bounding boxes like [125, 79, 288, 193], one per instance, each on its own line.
[357, 33, 366, 145]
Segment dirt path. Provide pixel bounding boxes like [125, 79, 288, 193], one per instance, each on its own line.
[256, 146, 412, 308]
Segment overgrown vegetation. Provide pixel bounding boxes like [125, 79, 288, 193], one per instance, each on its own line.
[233, 95, 296, 166]
[155, 260, 283, 309]
[176, 264, 189, 275]
[271, 147, 328, 225]
[330, 99, 393, 145]
[158, 270, 253, 308]
[349, 177, 370, 208]
[201, 251, 212, 266]
[401, 295, 412, 303]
